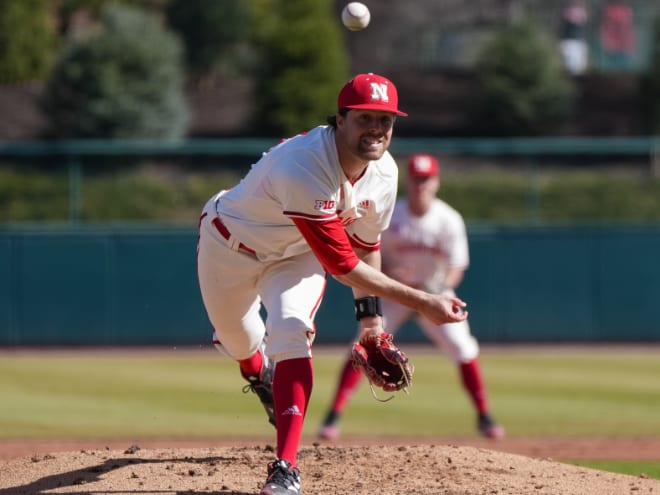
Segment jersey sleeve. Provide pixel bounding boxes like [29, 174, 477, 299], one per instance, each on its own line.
[292, 217, 360, 275]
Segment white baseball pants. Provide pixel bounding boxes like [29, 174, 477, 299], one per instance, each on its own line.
[197, 198, 326, 363]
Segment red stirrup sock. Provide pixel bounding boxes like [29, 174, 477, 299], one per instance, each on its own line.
[238, 350, 264, 379]
[273, 357, 313, 466]
[330, 357, 363, 414]
[460, 359, 488, 414]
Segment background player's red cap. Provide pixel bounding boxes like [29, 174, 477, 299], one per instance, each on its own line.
[338, 73, 408, 116]
[407, 154, 439, 177]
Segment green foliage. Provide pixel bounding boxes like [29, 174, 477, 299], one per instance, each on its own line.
[0, 165, 70, 221]
[59, 0, 128, 18]
[472, 20, 575, 136]
[56, 0, 168, 35]
[0, 0, 57, 84]
[166, 0, 252, 77]
[0, 161, 242, 223]
[58, 0, 166, 16]
[248, 0, 350, 136]
[40, 4, 188, 139]
[439, 172, 531, 221]
[3, 163, 660, 223]
[440, 168, 660, 222]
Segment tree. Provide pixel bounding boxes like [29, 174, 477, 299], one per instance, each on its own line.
[248, 0, 350, 136]
[40, 3, 188, 139]
[165, 0, 251, 79]
[471, 19, 575, 136]
[0, 0, 57, 84]
[56, 0, 168, 37]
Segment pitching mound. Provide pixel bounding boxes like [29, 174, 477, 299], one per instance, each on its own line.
[1, 444, 658, 495]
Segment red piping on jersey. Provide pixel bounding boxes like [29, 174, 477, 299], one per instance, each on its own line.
[349, 232, 380, 251]
[284, 210, 337, 221]
[346, 167, 367, 186]
[292, 216, 359, 275]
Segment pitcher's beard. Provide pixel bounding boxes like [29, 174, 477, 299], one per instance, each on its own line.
[356, 142, 386, 161]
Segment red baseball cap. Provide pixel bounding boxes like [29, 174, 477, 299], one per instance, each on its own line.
[338, 73, 408, 116]
[407, 154, 439, 177]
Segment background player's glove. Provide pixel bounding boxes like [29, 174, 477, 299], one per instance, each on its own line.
[351, 333, 414, 401]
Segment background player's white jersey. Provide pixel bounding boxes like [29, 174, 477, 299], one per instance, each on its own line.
[381, 197, 469, 293]
[216, 125, 398, 262]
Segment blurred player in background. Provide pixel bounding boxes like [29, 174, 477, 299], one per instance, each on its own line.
[319, 153, 505, 441]
[197, 76, 469, 495]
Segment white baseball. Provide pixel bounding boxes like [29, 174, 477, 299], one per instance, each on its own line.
[341, 2, 370, 31]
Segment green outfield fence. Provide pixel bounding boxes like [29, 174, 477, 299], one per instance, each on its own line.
[1, 222, 659, 346]
[1, 137, 659, 345]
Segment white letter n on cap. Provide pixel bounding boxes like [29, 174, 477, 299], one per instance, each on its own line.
[369, 82, 389, 102]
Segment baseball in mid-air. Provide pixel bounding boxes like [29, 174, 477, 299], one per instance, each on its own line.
[341, 2, 370, 31]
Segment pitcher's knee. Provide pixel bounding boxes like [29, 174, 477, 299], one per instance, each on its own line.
[266, 318, 314, 361]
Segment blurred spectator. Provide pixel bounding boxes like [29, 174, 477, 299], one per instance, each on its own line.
[558, 0, 589, 75]
[599, 0, 636, 69]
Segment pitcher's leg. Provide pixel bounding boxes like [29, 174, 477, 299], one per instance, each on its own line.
[197, 209, 275, 424]
[259, 252, 326, 466]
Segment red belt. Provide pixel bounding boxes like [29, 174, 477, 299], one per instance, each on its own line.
[212, 217, 256, 255]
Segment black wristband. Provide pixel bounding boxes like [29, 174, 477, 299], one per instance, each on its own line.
[354, 296, 382, 320]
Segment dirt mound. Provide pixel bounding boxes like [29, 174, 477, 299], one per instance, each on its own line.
[1, 444, 657, 495]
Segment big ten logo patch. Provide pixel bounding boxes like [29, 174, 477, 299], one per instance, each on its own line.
[314, 200, 336, 210]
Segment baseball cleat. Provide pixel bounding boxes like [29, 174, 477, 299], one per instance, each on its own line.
[318, 423, 340, 440]
[260, 459, 302, 495]
[242, 353, 276, 427]
[477, 413, 505, 439]
[317, 410, 340, 440]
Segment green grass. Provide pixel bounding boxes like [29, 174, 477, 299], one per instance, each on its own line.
[567, 460, 660, 480]
[1, 349, 659, 438]
[1, 347, 659, 479]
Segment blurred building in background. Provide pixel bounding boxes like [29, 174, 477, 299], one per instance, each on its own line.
[339, 0, 656, 136]
[343, 0, 652, 73]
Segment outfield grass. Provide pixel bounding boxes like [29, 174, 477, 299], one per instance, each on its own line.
[1, 347, 659, 478]
[1, 348, 659, 438]
[570, 460, 660, 480]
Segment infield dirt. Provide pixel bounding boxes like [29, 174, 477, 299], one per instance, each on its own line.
[1, 436, 659, 495]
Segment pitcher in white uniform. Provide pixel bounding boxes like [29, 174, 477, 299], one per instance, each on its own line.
[196, 75, 469, 495]
[318, 153, 504, 441]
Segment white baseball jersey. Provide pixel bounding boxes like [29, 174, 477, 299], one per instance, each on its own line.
[217, 125, 398, 263]
[198, 125, 398, 362]
[381, 197, 469, 293]
[379, 197, 478, 363]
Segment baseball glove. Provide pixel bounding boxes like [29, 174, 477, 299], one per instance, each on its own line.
[351, 333, 414, 401]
